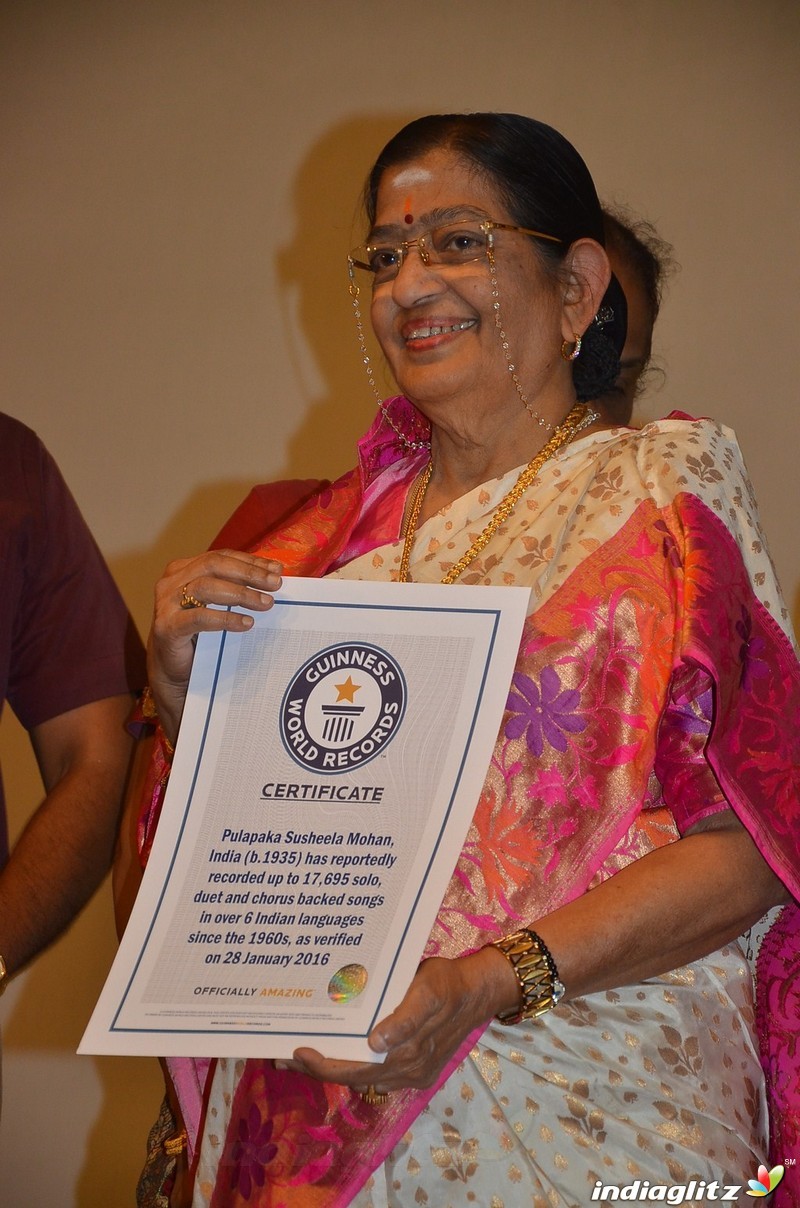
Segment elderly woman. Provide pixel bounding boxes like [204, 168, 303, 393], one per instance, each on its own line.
[134, 114, 799, 1207]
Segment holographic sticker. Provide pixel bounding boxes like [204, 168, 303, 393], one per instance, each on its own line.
[328, 963, 368, 1003]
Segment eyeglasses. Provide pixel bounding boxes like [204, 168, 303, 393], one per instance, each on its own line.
[348, 219, 562, 286]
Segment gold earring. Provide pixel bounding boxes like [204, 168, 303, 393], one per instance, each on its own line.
[560, 333, 582, 362]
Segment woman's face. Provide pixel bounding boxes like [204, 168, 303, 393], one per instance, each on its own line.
[367, 146, 569, 425]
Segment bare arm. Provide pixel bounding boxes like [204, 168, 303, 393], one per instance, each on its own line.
[112, 732, 154, 939]
[295, 812, 789, 1092]
[0, 693, 134, 976]
[531, 810, 789, 997]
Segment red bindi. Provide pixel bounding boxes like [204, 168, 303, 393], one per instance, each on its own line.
[403, 197, 414, 224]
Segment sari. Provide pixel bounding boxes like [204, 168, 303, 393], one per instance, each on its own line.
[138, 399, 799, 1207]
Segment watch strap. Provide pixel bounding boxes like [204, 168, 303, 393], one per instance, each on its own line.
[490, 928, 565, 1024]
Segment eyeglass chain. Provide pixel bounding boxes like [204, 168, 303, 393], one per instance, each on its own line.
[348, 270, 431, 452]
[348, 231, 570, 447]
[486, 241, 555, 434]
[399, 399, 598, 584]
[349, 246, 598, 582]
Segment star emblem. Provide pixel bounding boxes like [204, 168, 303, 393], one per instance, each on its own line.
[334, 675, 361, 704]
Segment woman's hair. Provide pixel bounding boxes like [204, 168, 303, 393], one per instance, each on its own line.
[364, 113, 625, 403]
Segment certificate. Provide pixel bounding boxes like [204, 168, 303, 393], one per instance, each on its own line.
[80, 577, 528, 1062]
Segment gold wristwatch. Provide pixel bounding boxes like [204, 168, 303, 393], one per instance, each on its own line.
[490, 928, 565, 1024]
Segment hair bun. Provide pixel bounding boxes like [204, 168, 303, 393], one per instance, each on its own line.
[571, 274, 626, 402]
[573, 324, 621, 403]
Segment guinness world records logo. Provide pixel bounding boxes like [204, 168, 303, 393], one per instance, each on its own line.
[279, 641, 407, 773]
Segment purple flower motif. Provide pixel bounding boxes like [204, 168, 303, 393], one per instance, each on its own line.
[653, 519, 682, 569]
[226, 1103, 278, 1200]
[505, 666, 586, 756]
[735, 605, 768, 690]
[670, 684, 714, 736]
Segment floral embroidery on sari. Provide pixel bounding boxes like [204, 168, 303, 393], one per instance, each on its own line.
[201, 483, 798, 1203]
[137, 406, 798, 1204]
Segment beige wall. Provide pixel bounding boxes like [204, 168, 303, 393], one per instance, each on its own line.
[0, 2, 797, 1203]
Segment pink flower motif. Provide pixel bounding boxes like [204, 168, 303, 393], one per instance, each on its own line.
[527, 766, 570, 808]
[571, 770, 603, 814]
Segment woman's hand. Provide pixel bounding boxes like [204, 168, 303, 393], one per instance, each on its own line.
[292, 948, 519, 1093]
[147, 550, 283, 743]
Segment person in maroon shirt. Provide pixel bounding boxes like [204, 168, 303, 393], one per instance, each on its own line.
[0, 412, 144, 1003]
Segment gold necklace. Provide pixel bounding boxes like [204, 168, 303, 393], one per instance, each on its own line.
[399, 401, 596, 584]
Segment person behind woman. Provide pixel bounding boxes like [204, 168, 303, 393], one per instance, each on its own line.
[132, 113, 799, 1206]
[601, 207, 674, 424]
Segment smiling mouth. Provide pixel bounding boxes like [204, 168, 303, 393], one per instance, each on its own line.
[405, 319, 476, 341]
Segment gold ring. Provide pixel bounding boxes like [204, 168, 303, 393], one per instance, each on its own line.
[180, 585, 204, 610]
[358, 1085, 389, 1106]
